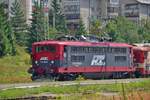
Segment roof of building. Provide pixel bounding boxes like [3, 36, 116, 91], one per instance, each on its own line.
[133, 43, 150, 51]
[33, 40, 133, 48]
[133, 46, 150, 51]
[134, 43, 150, 47]
[136, 0, 150, 4]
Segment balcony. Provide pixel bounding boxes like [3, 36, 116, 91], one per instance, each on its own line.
[63, 11, 80, 14]
[65, 14, 80, 20]
[107, 7, 119, 13]
[124, 11, 139, 17]
[107, 3, 119, 8]
[66, 19, 80, 23]
[125, 9, 139, 13]
[107, 12, 119, 18]
[62, 0, 80, 6]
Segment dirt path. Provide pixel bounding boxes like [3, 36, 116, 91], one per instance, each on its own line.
[0, 78, 148, 90]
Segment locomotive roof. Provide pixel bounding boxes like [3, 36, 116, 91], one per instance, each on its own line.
[133, 46, 150, 51]
[33, 40, 132, 47]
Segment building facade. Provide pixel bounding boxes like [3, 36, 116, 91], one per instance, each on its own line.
[62, 0, 150, 30]
[120, 0, 150, 23]
[2, 0, 150, 31]
[22, 0, 32, 24]
[0, 0, 32, 24]
[61, 0, 80, 29]
[61, 0, 120, 31]
[107, 0, 120, 19]
[1, 0, 120, 31]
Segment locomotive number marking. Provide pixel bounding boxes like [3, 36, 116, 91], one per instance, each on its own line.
[40, 57, 48, 60]
[40, 57, 48, 63]
[91, 55, 105, 66]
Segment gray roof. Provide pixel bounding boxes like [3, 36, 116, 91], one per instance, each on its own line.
[136, 0, 150, 4]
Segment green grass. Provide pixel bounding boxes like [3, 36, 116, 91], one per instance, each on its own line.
[0, 46, 32, 83]
[0, 79, 150, 99]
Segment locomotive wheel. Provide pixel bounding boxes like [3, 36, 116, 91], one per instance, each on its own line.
[64, 75, 76, 81]
[45, 74, 55, 81]
[57, 74, 76, 81]
[31, 72, 39, 81]
[134, 71, 142, 78]
[31, 73, 47, 81]
[31, 75, 38, 81]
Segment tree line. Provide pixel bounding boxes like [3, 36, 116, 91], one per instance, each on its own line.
[0, 0, 150, 57]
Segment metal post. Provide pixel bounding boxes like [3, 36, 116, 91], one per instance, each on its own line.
[47, 9, 49, 40]
[89, 0, 91, 33]
[41, 0, 47, 40]
[53, 10, 56, 29]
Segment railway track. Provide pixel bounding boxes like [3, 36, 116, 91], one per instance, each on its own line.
[0, 78, 149, 90]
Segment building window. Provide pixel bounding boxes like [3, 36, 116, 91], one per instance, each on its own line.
[66, 14, 80, 20]
[109, 0, 119, 5]
[125, 4, 138, 10]
[124, 12, 139, 17]
[64, 5, 80, 13]
[107, 7, 118, 13]
[65, 0, 79, 1]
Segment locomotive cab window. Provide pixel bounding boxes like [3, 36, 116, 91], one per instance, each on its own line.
[35, 45, 56, 53]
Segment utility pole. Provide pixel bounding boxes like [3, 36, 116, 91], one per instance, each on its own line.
[40, 0, 49, 40]
[41, 0, 46, 40]
[53, 9, 56, 29]
[45, 0, 49, 40]
[47, 8, 49, 40]
[89, 0, 91, 33]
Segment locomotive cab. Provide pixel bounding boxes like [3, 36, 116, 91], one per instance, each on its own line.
[29, 42, 63, 80]
[34, 45, 56, 65]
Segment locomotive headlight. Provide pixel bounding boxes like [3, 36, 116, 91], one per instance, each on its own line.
[51, 60, 54, 64]
[35, 61, 39, 66]
[35, 61, 38, 64]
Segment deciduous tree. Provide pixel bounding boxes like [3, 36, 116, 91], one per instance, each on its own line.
[90, 20, 102, 35]
[105, 17, 140, 43]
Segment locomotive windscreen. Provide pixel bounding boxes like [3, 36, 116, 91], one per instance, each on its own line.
[35, 45, 56, 53]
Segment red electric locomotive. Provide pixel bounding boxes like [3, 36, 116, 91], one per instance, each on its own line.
[29, 40, 137, 80]
[133, 46, 150, 77]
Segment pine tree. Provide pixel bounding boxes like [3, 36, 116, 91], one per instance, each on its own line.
[0, 3, 15, 57]
[75, 19, 87, 35]
[50, 0, 68, 33]
[10, 0, 28, 45]
[28, 0, 45, 47]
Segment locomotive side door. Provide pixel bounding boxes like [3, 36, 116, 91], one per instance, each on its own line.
[63, 46, 68, 67]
